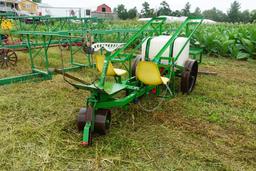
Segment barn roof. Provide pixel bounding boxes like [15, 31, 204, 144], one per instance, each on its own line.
[98, 3, 111, 9]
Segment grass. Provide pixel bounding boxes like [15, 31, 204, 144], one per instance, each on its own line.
[0, 51, 256, 170]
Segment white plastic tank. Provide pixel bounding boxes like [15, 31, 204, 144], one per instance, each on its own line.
[141, 36, 190, 67]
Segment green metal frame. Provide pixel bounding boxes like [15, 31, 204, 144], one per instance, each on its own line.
[0, 32, 89, 85]
[0, 15, 107, 85]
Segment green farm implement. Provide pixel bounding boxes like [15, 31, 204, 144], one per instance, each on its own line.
[51, 16, 203, 146]
[0, 31, 91, 85]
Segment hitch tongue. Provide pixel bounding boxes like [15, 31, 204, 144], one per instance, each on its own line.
[48, 68, 88, 84]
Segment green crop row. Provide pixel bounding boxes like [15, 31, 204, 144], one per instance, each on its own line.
[194, 23, 256, 60]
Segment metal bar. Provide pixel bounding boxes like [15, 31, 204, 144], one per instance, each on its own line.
[26, 34, 35, 69]
[0, 73, 44, 85]
[50, 68, 89, 84]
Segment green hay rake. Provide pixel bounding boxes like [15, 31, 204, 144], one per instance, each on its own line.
[0, 14, 108, 84]
[51, 16, 204, 146]
[0, 31, 91, 85]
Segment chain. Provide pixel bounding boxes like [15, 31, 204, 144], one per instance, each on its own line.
[137, 87, 168, 112]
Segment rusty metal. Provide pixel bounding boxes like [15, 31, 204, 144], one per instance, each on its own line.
[0, 48, 18, 68]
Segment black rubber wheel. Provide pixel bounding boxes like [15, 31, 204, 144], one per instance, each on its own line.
[181, 59, 198, 94]
[0, 49, 18, 68]
[94, 109, 111, 135]
[131, 55, 143, 76]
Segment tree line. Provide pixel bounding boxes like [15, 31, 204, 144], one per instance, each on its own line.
[32, 0, 42, 3]
[114, 1, 256, 23]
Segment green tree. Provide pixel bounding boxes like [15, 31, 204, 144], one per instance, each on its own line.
[172, 10, 182, 17]
[114, 5, 137, 20]
[127, 7, 138, 19]
[192, 7, 202, 17]
[251, 10, 256, 22]
[32, 0, 42, 3]
[240, 10, 251, 23]
[227, 1, 241, 23]
[115, 4, 128, 20]
[157, 1, 172, 16]
[182, 2, 191, 16]
[141, 2, 155, 17]
[203, 8, 228, 22]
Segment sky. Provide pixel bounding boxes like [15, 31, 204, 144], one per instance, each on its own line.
[43, 0, 256, 12]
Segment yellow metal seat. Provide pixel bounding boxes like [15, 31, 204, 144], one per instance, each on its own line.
[136, 61, 169, 85]
[95, 55, 127, 76]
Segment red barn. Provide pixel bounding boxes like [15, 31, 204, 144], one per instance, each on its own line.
[96, 4, 112, 13]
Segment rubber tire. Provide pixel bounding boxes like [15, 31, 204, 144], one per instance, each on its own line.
[181, 59, 198, 94]
[131, 55, 143, 77]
